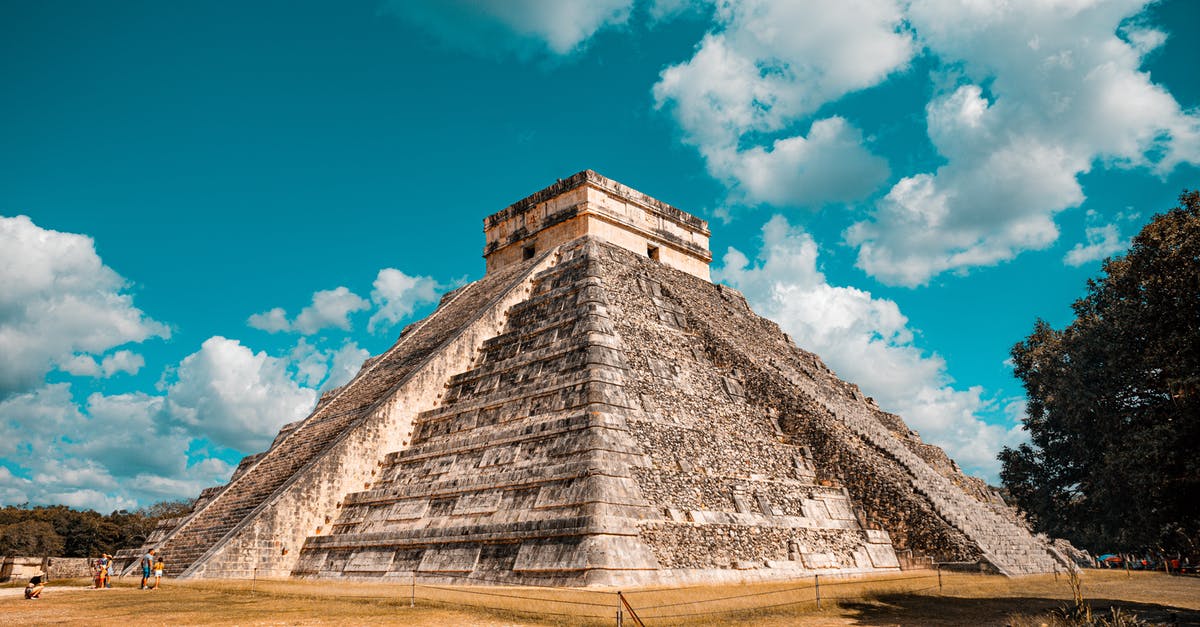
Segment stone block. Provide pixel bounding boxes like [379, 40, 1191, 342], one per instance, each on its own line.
[801, 553, 837, 569]
[865, 544, 900, 568]
[345, 549, 396, 573]
[418, 546, 481, 573]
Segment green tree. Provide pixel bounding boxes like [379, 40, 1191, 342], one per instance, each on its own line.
[0, 520, 65, 556]
[1002, 190, 1200, 554]
[0, 500, 193, 556]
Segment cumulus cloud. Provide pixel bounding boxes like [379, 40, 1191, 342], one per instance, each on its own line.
[714, 117, 891, 207]
[101, 350, 144, 377]
[715, 216, 1025, 479]
[1063, 210, 1130, 266]
[248, 287, 369, 335]
[653, 0, 909, 207]
[165, 336, 318, 451]
[0, 332, 367, 510]
[0, 383, 235, 511]
[368, 268, 442, 333]
[246, 307, 289, 333]
[0, 215, 168, 397]
[847, 1, 1200, 285]
[289, 338, 369, 391]
[0, 216, 375, 510]
[325, 342, 371, 390]
[382, 0, 633, 56]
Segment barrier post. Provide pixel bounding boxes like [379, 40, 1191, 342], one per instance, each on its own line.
[815, 574, 821, 610]
[616, 608, 623, 626]
[410, 573, 415, 608]
[251, 567, 257, 593]
[937, 563, 943, 592]
[618, 591, 646, 627]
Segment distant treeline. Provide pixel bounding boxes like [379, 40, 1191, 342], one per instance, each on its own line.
[0, 501, 192, 557]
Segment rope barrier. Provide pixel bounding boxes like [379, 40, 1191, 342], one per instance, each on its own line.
[634, 581, 815, 609]
[639, 577, 944, 620]
[415, 594, 611, 620]
[819, 572, 938, 587]
[643, 595, 819, 619]
[411, 569, 612, 594]
[416, 582, 614, 607]
[285, 566, 1020, 623]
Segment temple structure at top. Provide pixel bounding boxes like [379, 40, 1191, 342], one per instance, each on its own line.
[483, 169, 712, 280]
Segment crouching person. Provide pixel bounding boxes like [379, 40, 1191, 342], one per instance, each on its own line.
[25, 574, 45, 599]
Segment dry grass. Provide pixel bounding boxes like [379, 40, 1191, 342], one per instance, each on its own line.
[1, 570, 1197, 626]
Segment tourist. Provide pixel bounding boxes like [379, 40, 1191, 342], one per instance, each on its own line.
[140, 548, 155, 589]
[96, 553, 111, 589]
[105, 554, 114, 588]
[25, 574, 44, 600]
[152, 555, 165, 590]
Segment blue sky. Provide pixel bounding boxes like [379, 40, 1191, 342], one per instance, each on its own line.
[1, 0, 1197, 511]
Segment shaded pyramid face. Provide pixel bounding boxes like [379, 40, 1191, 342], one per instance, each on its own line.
[134, 172, 1065, 584]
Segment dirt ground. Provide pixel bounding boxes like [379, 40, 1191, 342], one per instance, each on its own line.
[2, 569, 1197, 626]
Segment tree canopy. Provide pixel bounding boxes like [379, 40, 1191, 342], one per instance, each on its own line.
[1001, 190, 1199, 554]
[0, 501, 192, 557]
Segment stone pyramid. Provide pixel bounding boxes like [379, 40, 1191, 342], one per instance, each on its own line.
[128, 171, 1066, 585]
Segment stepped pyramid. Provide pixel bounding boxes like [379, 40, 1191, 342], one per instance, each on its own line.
[126, 171, 1066, 584]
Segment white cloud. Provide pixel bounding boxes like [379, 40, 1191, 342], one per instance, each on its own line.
[1063, 211, 1129, 266]
[714, 117, 890, 207]
[248, 287, 369, 335]
[247, 307, 290, 333]
[0, 466, 32, 505]
[383, 0, 633, 56]
[59, 350, 145, 378]
[368, 268, 442, 333]
[165, 336, 318, 451]
[288, 338, 369, 391]
[0, 215, 168, 397]
[59, 354, 101, 377]
[100, 350, 144, 377]
[715, 216, 1025, 479]
[0, 332, 359, 510]
[847, 0, 1200, 285]
[293, 287, 369, 334]
[0, 383, 234, 512]
[653, 0, 910, 207]
[0, 218, 374, 510]
[325, 342, 370, 390]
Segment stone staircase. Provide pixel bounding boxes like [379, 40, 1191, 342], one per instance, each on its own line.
[298, 242, 663, 585]
[138, 256, 544, 578]
[800, 382, 1063, 575]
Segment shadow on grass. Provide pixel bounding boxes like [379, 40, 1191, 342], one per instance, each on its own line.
[840, 593, 1200, 627]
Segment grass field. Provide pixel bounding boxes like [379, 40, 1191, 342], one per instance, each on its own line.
[2, 569, 1197, 625]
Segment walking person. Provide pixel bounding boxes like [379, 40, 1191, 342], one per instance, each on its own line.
[140, 548, 155, 589]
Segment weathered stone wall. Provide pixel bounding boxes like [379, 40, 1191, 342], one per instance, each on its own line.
[484, 170, 712, 280]
[590, 244, 897, 579]
[0, 556, 92, 582]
